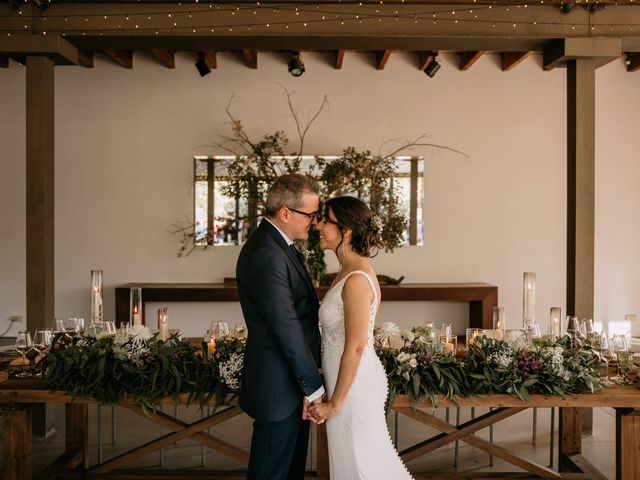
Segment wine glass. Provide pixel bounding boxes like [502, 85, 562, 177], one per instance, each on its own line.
[611, 334, 629, 352]
[233, 324, 247, 339]
[14, 331, 34, 378]
[218, 322, 230, 337]
[32, 329, 52, 377]
[64, 317, 79, 335]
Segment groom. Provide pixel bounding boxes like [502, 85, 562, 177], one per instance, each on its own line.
[237, 174, 325, 480]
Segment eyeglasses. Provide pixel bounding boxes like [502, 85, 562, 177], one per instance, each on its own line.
[288, 207, 318, 222]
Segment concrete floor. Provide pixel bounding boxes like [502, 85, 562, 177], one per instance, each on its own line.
[0, 403, 616, 478]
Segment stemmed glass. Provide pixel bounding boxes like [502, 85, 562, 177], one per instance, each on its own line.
[611, 334, 628, 353]
[14, 331, 34, 378]
[32, 329, 52, 377]
[566, 317, 582, 348]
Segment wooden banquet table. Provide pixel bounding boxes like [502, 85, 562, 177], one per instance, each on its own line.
[1, 379, 639, 480]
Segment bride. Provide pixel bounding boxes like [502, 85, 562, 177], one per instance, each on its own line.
[308, 196, 412, 480]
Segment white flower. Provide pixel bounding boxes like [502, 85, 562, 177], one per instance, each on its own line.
[375, 322, 400, 341]
[219, 353, 244, 390]
[129, 324, 153, 343]
[409, 358, 418, 369]
[397, 352, 411, 363]
[401, 330, 415, 342]
[488, 348, 514, 369]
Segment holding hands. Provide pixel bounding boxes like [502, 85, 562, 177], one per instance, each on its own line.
[307, 399, 339, 424]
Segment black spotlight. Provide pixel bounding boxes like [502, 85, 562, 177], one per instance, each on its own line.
[625, 53, 633, 66]
[424, 52, 441, 78]
[195, 51, 211, 77]
[288, 52, 305, 77]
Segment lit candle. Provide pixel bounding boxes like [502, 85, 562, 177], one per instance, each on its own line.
[549, 307, 561, 339]
[132, 305, 140, 326]
[443, 340, 454, 354]
[523, 272, 536, 326]
[158, 307, 168, 341]
[493, 307, 504, 341]
[207, 338, 216, 358]
[90, 270, 103, 324]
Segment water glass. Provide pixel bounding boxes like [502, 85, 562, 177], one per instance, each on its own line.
[14, 331, 33, 378]
[104, 321, 117, 335]
[616, 351, 634, 385]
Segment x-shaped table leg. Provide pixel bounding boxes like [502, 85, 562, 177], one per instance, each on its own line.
[90, 405, 248, 473]
[395, 406, 561, 479]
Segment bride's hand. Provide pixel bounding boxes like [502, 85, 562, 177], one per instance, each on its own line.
[309, 401, 339, 423]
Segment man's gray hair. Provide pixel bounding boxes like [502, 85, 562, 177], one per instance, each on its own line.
[265, 174, 319, 217]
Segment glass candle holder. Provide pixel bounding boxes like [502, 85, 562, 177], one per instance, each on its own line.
[523, 272, 536, 327]
[130, 287, 142, 326]
[548, 307, 562, 340]
[157, 307, 169, 341]
[466, 328, 484, 347]
[438, 334, 457, 354]
[492, 307, 505, 340]
[90, 270, 103, 325]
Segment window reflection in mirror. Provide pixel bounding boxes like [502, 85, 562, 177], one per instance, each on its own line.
[194, 155, 423, 247]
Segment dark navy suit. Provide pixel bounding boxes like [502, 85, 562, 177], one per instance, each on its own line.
[237, 219, 323, 479]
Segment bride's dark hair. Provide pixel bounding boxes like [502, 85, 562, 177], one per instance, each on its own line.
[323, 196, 384, 257]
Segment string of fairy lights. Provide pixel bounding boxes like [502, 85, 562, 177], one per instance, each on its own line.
[1, 1, 640, 34]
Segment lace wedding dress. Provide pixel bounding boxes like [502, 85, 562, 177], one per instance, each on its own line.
[319, 270, 413, 480]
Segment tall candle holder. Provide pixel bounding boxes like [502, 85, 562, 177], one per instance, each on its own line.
[90, 270, 103, 325]
[522, 272, 536, 328]
[158, 307, 169, 341]
[492, 307, 505, 340]
[549, 307, 562, 340]
[130, 287, 142, 326]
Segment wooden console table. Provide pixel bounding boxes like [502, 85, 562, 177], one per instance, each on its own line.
[115, 282, 498, 329]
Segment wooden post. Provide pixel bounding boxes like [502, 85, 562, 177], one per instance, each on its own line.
[316, 422, 329, 479]
[616, 408, 640, 480]
[26, 55, 55, 333]
[558, 407, 582, 472]
[66, 403, 89, 469]
[3, 406, 32, 480]
[566, 58, 596, 437]
[408, 157, 418, 245]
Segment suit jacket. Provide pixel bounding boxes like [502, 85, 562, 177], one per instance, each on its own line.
[237, 219, 323, 422]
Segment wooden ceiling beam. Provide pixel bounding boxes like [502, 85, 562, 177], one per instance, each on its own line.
[78, 50, 94, 68]
[626, 53, 640, 72]
[150, 48, 175, 68]
[103, 48, 132, 68]
[459, 51, 484, 71]
[0, 54, 8, 68]
[501, 51, 532, 71]
[242, 49, 257, 69]
[376, 49, 391, 70]
[335, 49, 345, 69]
[418, 51, 436, 71]
[203, 49, 217, 69]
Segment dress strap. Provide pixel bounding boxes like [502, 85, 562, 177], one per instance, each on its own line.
[343, 270, 378, 309]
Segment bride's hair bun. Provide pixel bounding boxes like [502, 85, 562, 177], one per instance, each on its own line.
[323, 196, 385, 257]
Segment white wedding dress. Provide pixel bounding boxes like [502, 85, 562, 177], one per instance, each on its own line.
[319, 270, 413, 480]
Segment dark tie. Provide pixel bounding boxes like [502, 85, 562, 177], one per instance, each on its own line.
[290, 244, 306, 265]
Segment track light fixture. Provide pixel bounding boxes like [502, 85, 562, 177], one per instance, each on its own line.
[288, 52, 305, 77]
[195, 51, 211, 77]
[625, 53, 632, 66]
[424, 52, 441, 78]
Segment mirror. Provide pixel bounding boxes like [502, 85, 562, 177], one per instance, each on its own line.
[194, 155, 424, 247]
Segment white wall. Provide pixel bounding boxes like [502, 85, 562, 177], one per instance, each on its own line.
[0, 50, 636, 338]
